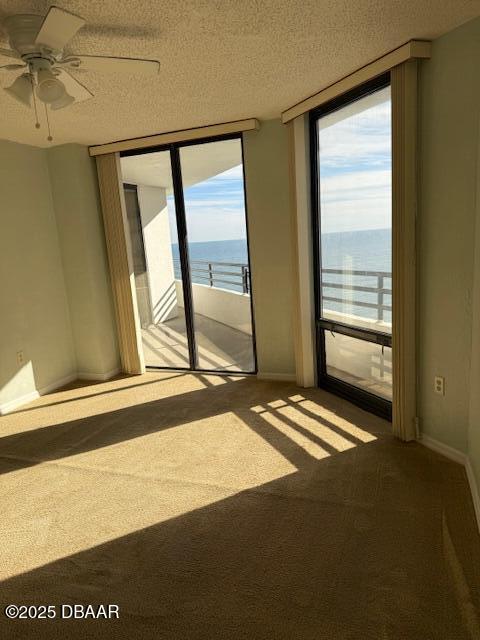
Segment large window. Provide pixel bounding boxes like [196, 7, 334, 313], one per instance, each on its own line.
[311, 75, 392, 417]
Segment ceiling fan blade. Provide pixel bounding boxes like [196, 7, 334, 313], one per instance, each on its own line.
[35, 6, 86, 51]
[0, 64, 25, 71]
[64, 54, 160, 75]
[54, 68, 93, 103]
[0, 47, 20, 59]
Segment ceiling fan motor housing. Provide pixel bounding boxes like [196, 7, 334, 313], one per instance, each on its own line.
[3, 14, 63, 84]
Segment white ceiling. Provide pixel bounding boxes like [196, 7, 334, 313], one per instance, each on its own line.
[0, 0, 479, 148]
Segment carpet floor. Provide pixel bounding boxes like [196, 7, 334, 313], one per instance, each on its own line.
[0, 372, 479, 639]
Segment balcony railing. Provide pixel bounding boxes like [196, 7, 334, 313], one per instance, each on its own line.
[173, 259, 250, 294]
[322, 268, 392, 323]
[172, 260, 391, 321]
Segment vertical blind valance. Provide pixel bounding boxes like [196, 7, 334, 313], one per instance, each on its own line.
[281, 40, 430, 124]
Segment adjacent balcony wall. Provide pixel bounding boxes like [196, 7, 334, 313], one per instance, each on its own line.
[135, 185, 179, 324]
[175, 281, 252, 334]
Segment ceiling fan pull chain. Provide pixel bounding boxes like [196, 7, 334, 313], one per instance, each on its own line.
[31, 75, 41, 129]
[44, 102, 53, 142]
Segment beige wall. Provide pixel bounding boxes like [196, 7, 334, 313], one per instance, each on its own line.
[47, 144, 119, 379]
[0, 140, 76, 412]
[469, 120, 480, 508]
[0, 141, 120, 413]
[243, 120, 296, 378]
[418, 18, 480, 454]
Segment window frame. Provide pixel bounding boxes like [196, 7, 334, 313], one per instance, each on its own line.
[309, 72, 392, 420]
[119, 132, 258, 375]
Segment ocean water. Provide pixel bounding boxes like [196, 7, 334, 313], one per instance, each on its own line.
[172, 228, 391, 321]
[173, 238, 248, 265]
[321, 228, 391, 272]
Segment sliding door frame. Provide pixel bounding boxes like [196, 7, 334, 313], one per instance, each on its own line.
[309, 72, 392, 420]
[169, 145, 197, 369]
[120, 131, 258, 375]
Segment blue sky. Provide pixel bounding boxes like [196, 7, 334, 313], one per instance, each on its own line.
[167, 164, 246, 243]
[167, 86, 391, 243]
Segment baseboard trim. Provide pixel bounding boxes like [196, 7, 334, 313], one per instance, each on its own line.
[419, 434, 467, 465]
[0, 372, 77, 416]
[0, 369, 121, 415]
[257, 372, 296, 382]
[77, 368, 121, 381]
[465, 458, 480, 534]
[419, 434, 480, 534]
[38, 373, 78, 395]
[0, 390, 40, 415]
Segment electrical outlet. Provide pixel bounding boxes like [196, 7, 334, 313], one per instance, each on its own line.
[434, 376, 445, 396]
[16, 351, 25, 366]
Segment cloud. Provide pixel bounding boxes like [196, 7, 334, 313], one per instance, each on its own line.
[321, 169, 391, 201]
[320, 168, 391, 234]
[316, 93, 391, 233]
[184, 198, 244, 212]
[318, 98, 391, 174]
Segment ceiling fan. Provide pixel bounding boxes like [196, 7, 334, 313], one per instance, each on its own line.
[0, 5, 159, 138]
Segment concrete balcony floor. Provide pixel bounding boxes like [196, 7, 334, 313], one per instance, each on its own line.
[141, 310, 255, 372]
[141, 309, 391, 402]
[327, 365, 392, 401]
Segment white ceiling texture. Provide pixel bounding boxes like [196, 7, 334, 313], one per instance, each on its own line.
[0, 0, 479, 148]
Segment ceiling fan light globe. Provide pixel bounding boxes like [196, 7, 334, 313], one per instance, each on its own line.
[36, 68, 65, 103]
[5, 74, 32, 107]
[51, 92, 75, 110]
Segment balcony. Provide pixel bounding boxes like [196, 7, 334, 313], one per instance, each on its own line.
[141, 260, 254, 372]
[140, 260, 392, 398]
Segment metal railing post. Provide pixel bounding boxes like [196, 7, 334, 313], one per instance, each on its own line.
[242, 266, 249, 294]
[208, 262, 213, 287]
[378, 275, 384, 322]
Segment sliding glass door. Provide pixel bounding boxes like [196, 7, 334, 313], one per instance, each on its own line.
[179, 138, 255, 372]
[311, 74, 392, 418]
[120, 134, 256, 374]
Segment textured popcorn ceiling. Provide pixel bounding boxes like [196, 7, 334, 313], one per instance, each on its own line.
[0, 0, 479, 148]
